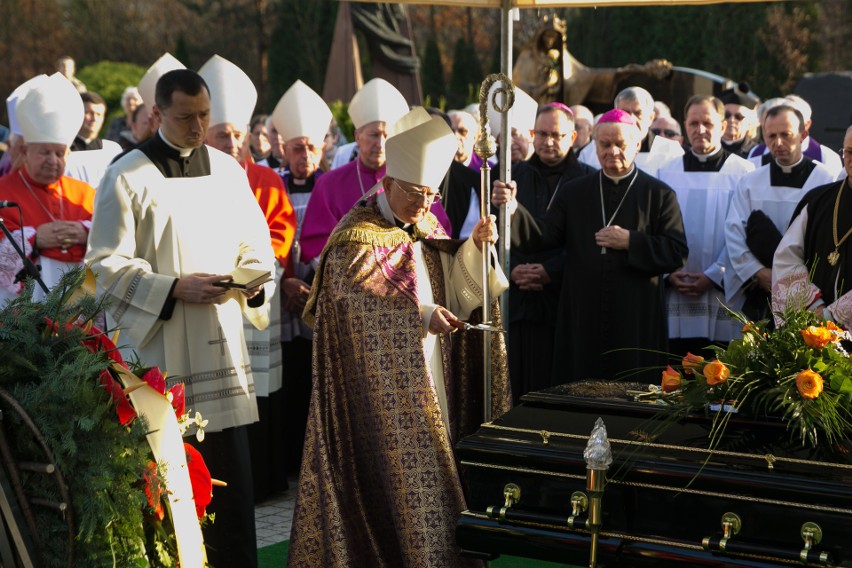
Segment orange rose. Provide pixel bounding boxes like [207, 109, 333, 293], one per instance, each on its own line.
[681, 352, 704, 375]
[661, 365, 682, 393]
[796, 369, 824, 399]
[703, 360, 730, 386]
[800, 326, 833, 349]
[826, 321, 841, 331]
[742, 323, 759, 335]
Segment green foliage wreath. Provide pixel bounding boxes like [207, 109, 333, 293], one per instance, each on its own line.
[0, 270, 177, 566]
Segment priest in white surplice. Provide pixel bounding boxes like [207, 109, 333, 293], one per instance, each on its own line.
[772, 125, 852, 325]
[724, 104, 836, 321]
[657, 95, 754, 351]
[86, 69, 275, 568]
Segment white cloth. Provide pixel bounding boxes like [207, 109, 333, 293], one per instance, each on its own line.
[724, 161, 836, 312]
[0, 227, 87, 305]
[64, 139, 122, 188]
[657, 155, 753, 341]
[244, 261, 283, 397]
[331, 141, 357, 169]
[86, 147, 276, 432]
[376, 193, 507, 437]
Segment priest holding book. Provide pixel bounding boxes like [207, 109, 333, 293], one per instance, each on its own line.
[86, 68, 275, 567]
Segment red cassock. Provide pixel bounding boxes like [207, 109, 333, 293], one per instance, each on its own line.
[0, 168, 95, 262]
[243, 162, 296, 267]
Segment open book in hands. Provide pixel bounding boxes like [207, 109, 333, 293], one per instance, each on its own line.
[212, 266, 272, 289]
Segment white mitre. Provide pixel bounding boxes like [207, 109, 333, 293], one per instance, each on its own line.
[138, 53, 185, 107]
[348, 78, 409, 130]
[17, 73, 84, 145]
[198, 55, 257, 130]
[387, 106, 431, 139]
[6, 75, 49, 137]
[486, 83, 538, 138]
[386, 115, 457, 189]
[271, 80, 331, 144]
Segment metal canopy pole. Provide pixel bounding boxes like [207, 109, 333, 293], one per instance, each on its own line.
[498, 0, 515, 321]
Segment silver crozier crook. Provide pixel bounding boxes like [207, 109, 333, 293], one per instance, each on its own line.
[474, 73, 514, 423]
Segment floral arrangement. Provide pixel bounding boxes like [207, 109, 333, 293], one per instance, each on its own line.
[0, 270, 211, 566]
[658, 305, 852, 449]
[95, 324, 213, 564]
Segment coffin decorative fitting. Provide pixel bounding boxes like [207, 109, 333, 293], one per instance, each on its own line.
[764, 453, 777, 470]
[701, 511, 741, 552]
[799, 521, 829, 565]
[566, 491, 588, 529]
[486, 483, 521, 521]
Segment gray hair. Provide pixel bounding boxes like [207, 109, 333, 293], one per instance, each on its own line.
[120, 86, 141, 109]
[614, 86, 654, 115]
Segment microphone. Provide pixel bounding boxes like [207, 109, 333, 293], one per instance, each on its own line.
[0, 201, 18, 208]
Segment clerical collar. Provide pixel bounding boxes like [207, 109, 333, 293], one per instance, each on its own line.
[768, 155, 815, 189]
[691, 146, 722, 163]
[461, 154, 473, 168]
[721, 138, 744, 152]
[138, 132, 211, 178]
[377, 192, 417, 235]
[157, 128, 195, 157]
[291, 177, 307, 186]
[776, 155, 804, 174]
[603, 167, 635, 184]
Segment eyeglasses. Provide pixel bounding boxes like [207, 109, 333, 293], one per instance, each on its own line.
[724, 111, 746, 121]
[534, 130, 568, 142]
[393, 180, 441, 203]
[650, 128, 680, 138]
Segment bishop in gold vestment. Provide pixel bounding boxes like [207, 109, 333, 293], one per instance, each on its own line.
[287, 113, 511, 567]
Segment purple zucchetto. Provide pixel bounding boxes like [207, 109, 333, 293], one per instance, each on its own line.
[597, 108, 637, 126]
[544, 102, 573, 116]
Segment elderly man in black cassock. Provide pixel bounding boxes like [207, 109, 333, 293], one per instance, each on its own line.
[773, 125, 852, 324]
[493, 108, 688, 384]
[503, 102, 594, 400]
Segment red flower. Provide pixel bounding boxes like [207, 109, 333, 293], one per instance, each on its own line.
[140, 367, 167, 395]
[142, 461, 165, 521]
[81, 326, 127, 368]
[168, 384, 186, 418]
[99, 369, 137, 425]
[185, 444, 212, 518]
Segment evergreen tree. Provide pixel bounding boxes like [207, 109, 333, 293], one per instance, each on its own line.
[175, 34, 191, 70]
[421, 36, 444, 106]
[448, 37, 481, 109]
[266, 0, 338, 110]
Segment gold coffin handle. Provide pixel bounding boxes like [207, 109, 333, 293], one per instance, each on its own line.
[486, 483, 521, 521]
[800, 521, 830, 565]
[566, 491, 588, 529]
[702, 512, 741, 552]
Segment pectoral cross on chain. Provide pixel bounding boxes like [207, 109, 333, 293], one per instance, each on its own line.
[208, 326, 228, 355]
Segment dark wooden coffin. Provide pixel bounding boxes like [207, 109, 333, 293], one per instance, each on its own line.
[456, 384, 852, 567]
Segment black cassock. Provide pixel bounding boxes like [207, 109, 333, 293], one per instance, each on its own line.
[792, 179, 852, 303]
[511, 168, 688, 383]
